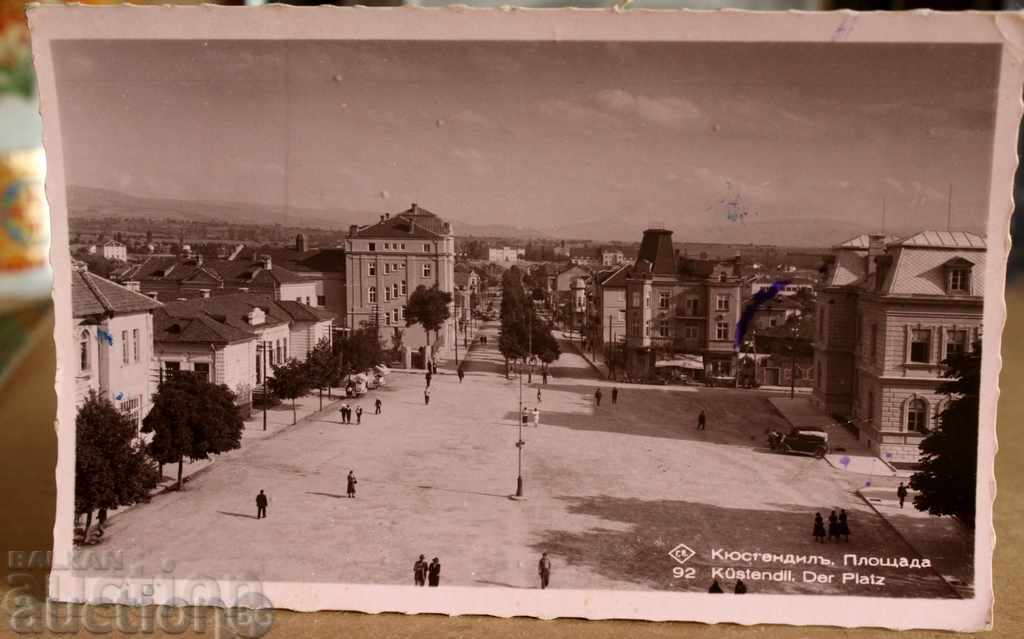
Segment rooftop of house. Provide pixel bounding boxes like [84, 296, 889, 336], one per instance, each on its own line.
[234, 246, 346, 274]
[72, 269, 163, 319]
[119, 255, 307, 286]
[351, 203, 451, 239]
[161, 293, 292, 333]
[152, 307, 256, 345]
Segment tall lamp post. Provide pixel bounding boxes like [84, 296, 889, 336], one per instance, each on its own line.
[789, 324, 798, 400]
[512, 301, 533, 500]
[256, 341, 269, 430]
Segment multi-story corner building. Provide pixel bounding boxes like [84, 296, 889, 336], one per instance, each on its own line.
[591, 263, 629, 352]
[345, 203, 456, 360]
[72, 265, 162, 431]
[623, 228, 743, 382]
[813, 231, 985, 463]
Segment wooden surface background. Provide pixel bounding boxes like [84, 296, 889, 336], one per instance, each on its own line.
[1, 292, 1020, 637]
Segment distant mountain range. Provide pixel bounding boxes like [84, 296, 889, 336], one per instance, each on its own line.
[66, 186, 548, 240]
[66, 185, 982, 246]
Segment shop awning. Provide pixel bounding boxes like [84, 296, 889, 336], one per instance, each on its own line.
[655, 355, 705, 370]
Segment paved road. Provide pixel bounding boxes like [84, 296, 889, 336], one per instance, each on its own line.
[86, 322, 965, 597]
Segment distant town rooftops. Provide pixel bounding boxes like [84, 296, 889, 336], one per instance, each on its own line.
[234, 245, 346, 274]
[72, 268, 162, 318]
[121, 255, 307, 286]
[351, 203, 452, 239]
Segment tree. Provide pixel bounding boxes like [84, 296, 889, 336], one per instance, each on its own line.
[405, 284, 453, 352]
[340, 327, 383, 374]
[75, 391, 160, 541]
[142, 372, 244, 491]
[305, 337, 340, 409]
[268, 358, 311, 425]
[910, 344, 981, 528]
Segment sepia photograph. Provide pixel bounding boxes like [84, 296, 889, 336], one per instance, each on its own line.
[28, 6, 1021, 632]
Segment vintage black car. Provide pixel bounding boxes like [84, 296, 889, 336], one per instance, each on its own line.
[768, 426, 829, 458]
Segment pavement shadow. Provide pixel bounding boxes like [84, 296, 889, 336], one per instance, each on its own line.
[530, 494, 962, 598]
[522, 384, 791, 449]
[474, 579, 530, 589]
[306, 491, 346, 499]
[217, 511, 259, 520]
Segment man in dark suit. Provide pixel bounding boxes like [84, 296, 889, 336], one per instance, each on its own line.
[256, 490, 268, 519]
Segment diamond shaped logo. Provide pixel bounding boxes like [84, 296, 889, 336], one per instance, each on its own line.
[668, 543, 695, 565]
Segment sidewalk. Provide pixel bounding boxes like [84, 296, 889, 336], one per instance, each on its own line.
[858, 486, 973, 598]
[559, 330, 611, 379]
[768, 397, 900, 476]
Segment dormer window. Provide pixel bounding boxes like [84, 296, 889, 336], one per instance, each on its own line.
[943, 257, 973, 295]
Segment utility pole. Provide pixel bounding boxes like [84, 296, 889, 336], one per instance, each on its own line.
[454, 316, 459, 366]
[608, 314, 613, 379]
[789, 326, 797, 400]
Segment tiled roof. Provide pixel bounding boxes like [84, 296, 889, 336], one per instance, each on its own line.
[235, 246, 345, 274]
[161, 293, 292, 333]
[273, 300, 337, 323]
[599, 263, 631, 288]
[124, 256, 307, 286]
[823, 250, 867, 287]
[897, 231, 986, 249]
[72, 270, 162, 318]
[834, 234, 899, 249]
[882, 244, 985, 297]
[152, 307, 256, 345]
[352, 204, 450, 239]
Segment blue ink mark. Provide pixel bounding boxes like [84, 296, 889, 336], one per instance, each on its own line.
[735, 280, 790, 348]
[96, 329, 113, 346]
[839, 455, 851, 469]
[831, 15, 857, 42]
[115, 392, 124, 401]
[865, 480, 872, 487]
[885, 452, 893, 459]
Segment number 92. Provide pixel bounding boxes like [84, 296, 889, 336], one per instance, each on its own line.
[672, 567, 696, 579]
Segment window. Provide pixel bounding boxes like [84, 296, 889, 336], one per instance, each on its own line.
[368, 242, 376, 252]
[79, 330, 90, 373]
[719, 272, 728, 282]
[870, 324, 878, 363]
[716, 294, 730, 312]
[120, 396, 141, 430]
[121, 330, 129, 365]
[907, 398, 928, 433]
[193, 362, 210, 382]
[658, 292, 671, 309]
[946, 329, 967, 359]
[317, 295, 326, 306]
[910, 329, 931, 363]
[368, 286, 377, 304]
[392, 283, 399, 299]
[423, 243, 431, 252]
[949, 269, 969, 293]
[384, 287, 392, 302]
[685, 297, 700, 316]
[283, 338, 287, 359]
[165, 361, 181, 376]
[392, 308, 399, 323]
[368, 262, 376, 276]
[631, 292, 641, 308]
[132, 328, 140, 363]
[276, 339, 283, 364]
[657, 320, 670, 338]
[384, 263, 391, 274]
[400, 243, 406, 250]
[384, 313, 392, 326]
[716, 321, 729, 341]
[256, 349, 263, 383]
[401, 280, 408, 295]
[422, 264, 432, 278]
[684, 325, 699, 339]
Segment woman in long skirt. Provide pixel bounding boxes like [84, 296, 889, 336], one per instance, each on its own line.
[813, 512, 826, 543]
[827, 510, 839, 542]
[838, 509, 850, 542]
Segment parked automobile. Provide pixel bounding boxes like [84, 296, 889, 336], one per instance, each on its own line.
[768, 427, 829, 458]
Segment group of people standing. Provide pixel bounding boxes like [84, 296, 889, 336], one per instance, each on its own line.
[413, 555, 442, 586]
[338, 403, 363, 424]
[812, 509, 851, 543]
[593, 386, 619, 407]
[708, 578, 747, 593]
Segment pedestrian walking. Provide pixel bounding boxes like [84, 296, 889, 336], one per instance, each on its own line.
[827, 510, 839, 542]
[897, 482, 908, 509]
[425, 371, 432, 388]
[708, 578, 724, 593]
[697, 409, 707, 431]
[375, 397, 382, 415]
[538, 553, 552, 589]
[355, 405, 363, 425]
[521, 407, 529, 425]
[812, 512, 826, 542]
[542, 370, 548, 385]
[594, 388, 602, 407]
[532, 407, 540, 427]
[414, 555, 428, 586]
[838, 509, 850, 542]
[424, 387, 431, 405]
[428, 557, 441, 587]
[433, 361, 438, 375]
[537, 387, 542, 403]
[458, 368, 465, 383]
[611, 387, 618, 405]
[256, 490, 268, 519]
[345, 403, 352, 423]
[734, 579, 747, 594]
[346, 471, 357, 498]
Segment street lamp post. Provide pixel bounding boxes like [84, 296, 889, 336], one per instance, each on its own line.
[454, 316, 459, 367]
[512, 302, 533, 500]
[256, 341, 269, 431]
[789, 325, 798, 400]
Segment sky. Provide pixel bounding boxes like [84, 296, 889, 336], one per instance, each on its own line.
[54, 39, 1001, 243]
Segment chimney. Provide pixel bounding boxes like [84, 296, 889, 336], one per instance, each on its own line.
[200, 289, 211, 299]
[411, 203, 418, 214]
[349, 224, 359, 237]
[296, 233, 307, 253]
[409, 218, 416, 234]
[259, 255, 272, 271]
[637, 228, 676, 275]
[866, 234, 886, 278]
[195, 254, 203, 267]
[379, 215, 385, 223]
[385, 212, 391, 220]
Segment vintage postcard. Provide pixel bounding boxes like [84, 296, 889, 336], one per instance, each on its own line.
[28, 5, 1022, 633]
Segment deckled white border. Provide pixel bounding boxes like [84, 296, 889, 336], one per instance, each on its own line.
[27, 5, 1023, 631]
